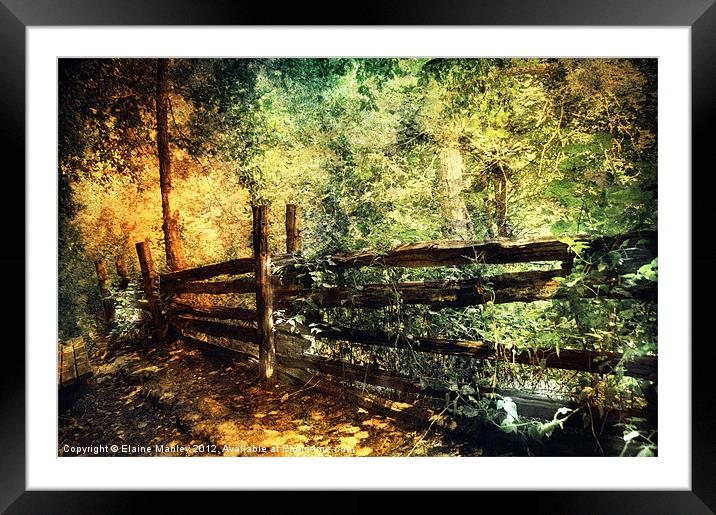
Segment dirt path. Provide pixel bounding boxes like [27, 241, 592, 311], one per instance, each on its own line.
[58, 368, 216, 457]
[59, 335, 467, 457]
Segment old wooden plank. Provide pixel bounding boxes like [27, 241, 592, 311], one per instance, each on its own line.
[277, 353, 586, 420]
[178, 326, 314, 361]
[272, 231, 656, 270]
[57, 346, 62, 386]
[275, 329, 312, 358]
[171, 315, 258, 343]
[72, 340, 93, 379]
[274, 268, 657, 309]
[162, 277, 254, 295]
[60, 345, 77, 388]
[67, 336, 84, 347]
[278, 354, 422, 394]
[160, 257, 254, 283]
[177, 331, 259, 360]
[279, 323, 656, 381]
[168, 300, 257, 321]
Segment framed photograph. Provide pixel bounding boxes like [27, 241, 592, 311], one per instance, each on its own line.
[5, 0, 713, 512]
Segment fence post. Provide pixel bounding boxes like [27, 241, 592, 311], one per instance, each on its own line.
[135, 240, 164, 341]
[285, 204, 302, 253]
[253, 205, 276, 385]
[115, 253, 130, 290]
[94, 259, 115, 327]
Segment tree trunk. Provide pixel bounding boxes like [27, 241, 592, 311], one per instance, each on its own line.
[156, 58, 187, 271]
[285, 204, 302, 253]
[492, 166, 509, 237]
[438, 142, 472, 239]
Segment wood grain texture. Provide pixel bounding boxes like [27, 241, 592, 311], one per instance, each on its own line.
[136, 240, 165, 341]
[161, 277, 254, 294]
[171, 315, 258, 343]
[168, 300, 257, 321]
[273, 231, 656, 270]
[254, 205, 276, 385]
[160, 257, 254, 283]
[279, 323, 656, 381]
[274, 268, 657, 309]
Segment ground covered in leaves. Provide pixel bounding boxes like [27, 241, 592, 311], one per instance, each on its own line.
[58, 335, 472, 457]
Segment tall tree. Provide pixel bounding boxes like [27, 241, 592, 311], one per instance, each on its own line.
[156, 58, 187, 270]
[59, 58, 196, 273]
[416, 59, 485, 240]
[438, 135, 473, 238]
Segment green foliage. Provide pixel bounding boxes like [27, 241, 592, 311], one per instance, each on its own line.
[421, 377, 575, 447]
[108, 284, 150, 341]
[59, 59, 157, 184]
[622, 258, 658, 285]
[617, 418, 657, 457]
[58, 174, 103, 340]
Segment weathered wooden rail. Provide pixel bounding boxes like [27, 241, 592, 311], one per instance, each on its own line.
[169, 300, 257, 321]
[271, 230, 656, 270]
[133, 203, 657, 432]
[278, 323, 657, 381]
[274, 268, 656, 309]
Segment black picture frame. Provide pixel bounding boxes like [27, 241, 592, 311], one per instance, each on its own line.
[3, 1, 713, 512]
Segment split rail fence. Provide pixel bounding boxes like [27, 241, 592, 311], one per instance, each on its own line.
[133, 204, 658, 426]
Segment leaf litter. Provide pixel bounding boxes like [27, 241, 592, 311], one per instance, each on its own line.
[59, 335, 469, 457]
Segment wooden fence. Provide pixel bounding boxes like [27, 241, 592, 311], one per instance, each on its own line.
[133, 204, 658, 427]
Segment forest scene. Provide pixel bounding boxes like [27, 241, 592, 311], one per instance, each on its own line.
[58, 58, 657, 458]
